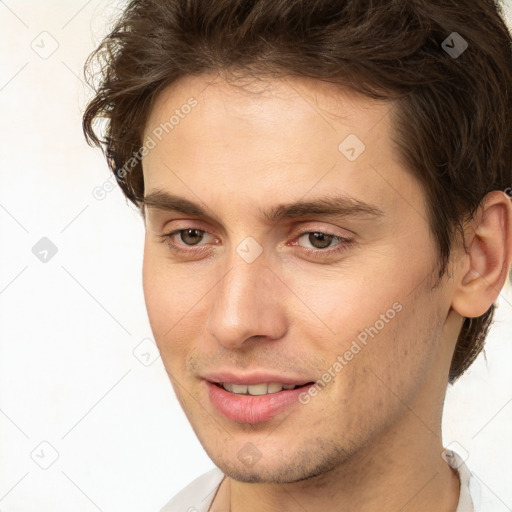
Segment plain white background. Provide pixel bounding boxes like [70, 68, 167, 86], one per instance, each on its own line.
[0, 1, 511, 511]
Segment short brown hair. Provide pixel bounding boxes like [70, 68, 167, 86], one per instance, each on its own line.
[83, 0, 512, 383]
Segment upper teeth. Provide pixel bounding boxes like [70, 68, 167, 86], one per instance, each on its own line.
[221, 383, 297, 395]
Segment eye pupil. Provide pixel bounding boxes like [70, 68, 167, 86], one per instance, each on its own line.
[181, 229, 203, 245]
[309, 232, 333, 249]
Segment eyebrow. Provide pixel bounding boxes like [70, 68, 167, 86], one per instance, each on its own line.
[143, 190, 384, 223]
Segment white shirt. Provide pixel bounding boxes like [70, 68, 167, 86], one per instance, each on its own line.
[160, 450, 495, 512]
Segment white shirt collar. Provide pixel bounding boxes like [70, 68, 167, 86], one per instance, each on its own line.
[443, 449, 475, 512]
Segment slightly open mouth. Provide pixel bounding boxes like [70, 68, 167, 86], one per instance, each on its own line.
[213, 382, 314, 396]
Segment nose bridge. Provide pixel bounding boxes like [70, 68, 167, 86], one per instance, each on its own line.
[205, 247, 286, 348]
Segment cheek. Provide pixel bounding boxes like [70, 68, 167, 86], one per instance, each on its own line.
[142, 243, 168, 335]
[281, 261, 405, 355]
[142, 242, 218, 372]
[349, 286, 445, 414]
[142, 244, 189, 356]
[286, 250, 442, 401]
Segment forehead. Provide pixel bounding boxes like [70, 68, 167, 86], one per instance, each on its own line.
[141, 72, 423, 223]
[144, 71, 391, 145]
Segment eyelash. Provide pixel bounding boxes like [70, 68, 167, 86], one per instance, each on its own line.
[158, 228, 354, 258]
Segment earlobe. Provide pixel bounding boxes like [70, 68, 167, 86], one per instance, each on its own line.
[451, 190, 512, 318]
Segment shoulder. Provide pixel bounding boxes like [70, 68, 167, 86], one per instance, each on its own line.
[160, 467, 225, 512]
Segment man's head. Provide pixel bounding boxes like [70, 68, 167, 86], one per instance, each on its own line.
[83, 0, 512, 484]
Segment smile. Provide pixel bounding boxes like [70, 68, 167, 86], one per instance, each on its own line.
[218, 382, 301, 395]
[207, 381, 316, 423]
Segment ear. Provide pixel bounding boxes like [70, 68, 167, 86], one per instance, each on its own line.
[451, 190, 512, 318]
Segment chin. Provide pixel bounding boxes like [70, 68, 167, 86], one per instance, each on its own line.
[210, 446, 349, 484]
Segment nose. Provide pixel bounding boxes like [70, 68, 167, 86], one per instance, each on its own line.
[205, 252, 287, 349]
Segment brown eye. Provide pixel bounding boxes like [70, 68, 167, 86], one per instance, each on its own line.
[158, 227, 216, 255]
[293, 230, 354, 258]
[297, 231, 340, 250]
[306, 232, 335, 249]
[179, 229, 205, 245]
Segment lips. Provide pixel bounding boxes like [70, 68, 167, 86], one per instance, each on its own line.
[203, 372, 315, 423]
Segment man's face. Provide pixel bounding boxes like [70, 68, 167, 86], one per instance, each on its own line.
[141, 73, 459, 482]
